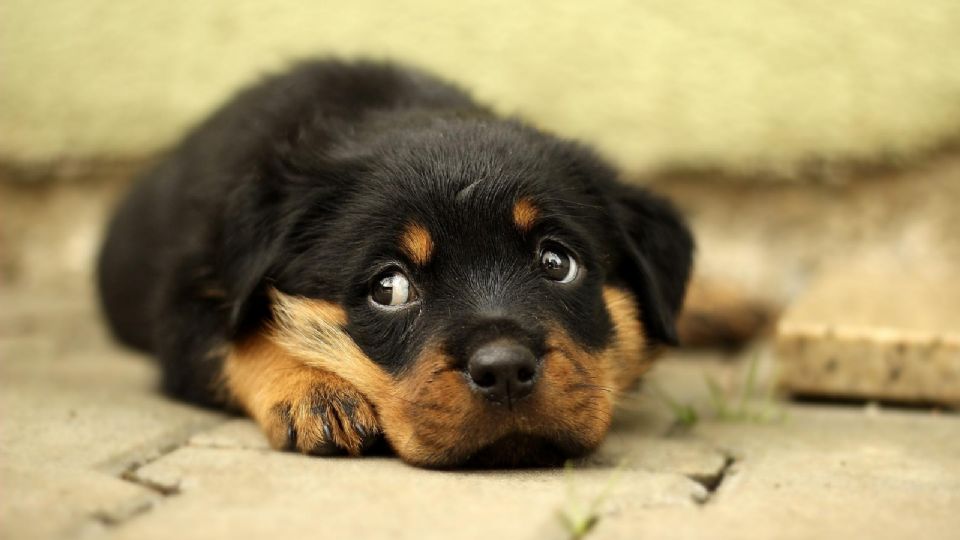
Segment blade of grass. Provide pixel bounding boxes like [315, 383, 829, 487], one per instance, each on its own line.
[651, 382, 699, 428]
[557, 458, 630, 540]
[737, 352, 761, 417]
[705, 374, 729, 420]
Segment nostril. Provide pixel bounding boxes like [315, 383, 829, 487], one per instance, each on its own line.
[474, 369, 497, 388]
[516, 366, 535, 384]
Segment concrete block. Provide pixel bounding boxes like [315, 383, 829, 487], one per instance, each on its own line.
[117, 446, 706, 540]
[776, 266, 960, 406]
[596, 404, 960, 540]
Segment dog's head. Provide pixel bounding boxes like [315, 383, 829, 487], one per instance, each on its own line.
[230, 117, 693, 467]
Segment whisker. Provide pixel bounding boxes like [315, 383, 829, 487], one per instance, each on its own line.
[565, 382, 616, 395]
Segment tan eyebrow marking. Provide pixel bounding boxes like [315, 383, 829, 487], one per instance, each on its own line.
[512, 198, 539, 233]
[400, 222, 435, 266]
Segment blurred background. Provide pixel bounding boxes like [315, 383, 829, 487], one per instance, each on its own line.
[3, 1, 959, 298]
[1, 2, 958, 538]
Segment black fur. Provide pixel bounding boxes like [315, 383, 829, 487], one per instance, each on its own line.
[97, 59, 693, 407]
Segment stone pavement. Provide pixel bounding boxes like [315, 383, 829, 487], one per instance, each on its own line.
[2, 286, 958, 540]
[777, 258, 960, 406]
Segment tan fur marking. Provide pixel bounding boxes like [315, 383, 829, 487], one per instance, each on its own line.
[602, 286, 655, 391]
[376, 345, 490, 466]
[512, 198, 539, 232]
[224, 331, 380, 455]
[268, 289, 391, 395]
[264, 288, 652, 467]
[375, 333, 619, 467]
[401, 222, 434, 266]
[266, 290, 456, 464]
[537, 329, 617, 448]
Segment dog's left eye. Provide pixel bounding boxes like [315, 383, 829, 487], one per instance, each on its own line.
[540, 244, 579, 283]
[370, 270, 418, 307]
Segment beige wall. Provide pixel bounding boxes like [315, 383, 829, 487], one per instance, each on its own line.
[2, 1, 960, 176]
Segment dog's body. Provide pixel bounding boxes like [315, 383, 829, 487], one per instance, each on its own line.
[98, 60, 693, 467]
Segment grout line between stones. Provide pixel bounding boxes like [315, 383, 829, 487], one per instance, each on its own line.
[118, 441, 184, 496]
[89, 423, 226, 528]
[687, 451, 738, 505]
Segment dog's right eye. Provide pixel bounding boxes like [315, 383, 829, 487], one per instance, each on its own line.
[539, 243, 580, 284]
[370, 270, 418, 307]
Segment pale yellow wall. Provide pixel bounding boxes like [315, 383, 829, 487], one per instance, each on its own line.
[2, 1, 960, 175]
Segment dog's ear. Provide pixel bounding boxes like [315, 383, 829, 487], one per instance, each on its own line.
[220, 174, 292, 336]
[603, 183, 694, 346]
[220, 156, 356, 336]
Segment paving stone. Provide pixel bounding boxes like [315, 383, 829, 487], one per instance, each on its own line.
[776, 262, 960, 406]
[0, 466, 157, 540]
[595, 404, 960, 540]
[0, 316, 225, 470]
[187, 419, 269, 451]
[3, 285, 958, 540]
[588, 436, 729, 483]
[105, 355, 960, 540]
[0, 289, 227, 538]
[114, 445, 704, 540]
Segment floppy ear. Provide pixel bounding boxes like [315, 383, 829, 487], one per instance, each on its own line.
[220, 153, 363, 336]
[604, 183, 694, 346]
[220, 173, 291, 337]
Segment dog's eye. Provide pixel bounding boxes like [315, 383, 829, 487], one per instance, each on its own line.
[540, 244, 579, 283]
[370, 270, 418, 307]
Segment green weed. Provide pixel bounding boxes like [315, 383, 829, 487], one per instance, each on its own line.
[658, 352, 787, 428]
[556, 459, 627, 540]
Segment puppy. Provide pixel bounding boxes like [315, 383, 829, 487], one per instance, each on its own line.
[97, 60, 693, 468]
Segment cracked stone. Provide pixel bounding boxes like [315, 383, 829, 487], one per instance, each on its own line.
[686, 454, 736, 504]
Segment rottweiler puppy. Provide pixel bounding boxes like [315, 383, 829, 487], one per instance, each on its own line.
[97, 59, 694, 468]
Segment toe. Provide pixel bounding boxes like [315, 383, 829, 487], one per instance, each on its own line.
[259, 377, 381, 457]
[325, 393, 381, 456]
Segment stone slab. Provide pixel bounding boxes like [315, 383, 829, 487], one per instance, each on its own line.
[99, 351, 960, 540]
[3, 284, 959, 540]
[186, 419, 270, 451]
[776, 263, 960, 405]
[112, 446, 706, 540]
[0, 289, 227, 538]
[596, 403, 960, 540]
[0, 466, 158, 540]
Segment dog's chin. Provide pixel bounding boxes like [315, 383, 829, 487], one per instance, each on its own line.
[447, 433, 593, 469]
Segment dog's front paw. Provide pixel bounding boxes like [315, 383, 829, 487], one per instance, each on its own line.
[225, 334, 383, 457]
[264, 376, 381, 456]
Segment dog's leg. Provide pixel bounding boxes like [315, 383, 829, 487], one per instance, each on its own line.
[223, 331, 382, 456]
[152, 268, 232, 407]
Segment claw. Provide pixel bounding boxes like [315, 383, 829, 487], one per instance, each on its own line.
[286, 423, 298, 451]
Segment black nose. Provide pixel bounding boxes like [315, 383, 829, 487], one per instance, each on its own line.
[467, 341, 539, 404]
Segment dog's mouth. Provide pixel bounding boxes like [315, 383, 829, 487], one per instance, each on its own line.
[381, 399, 609, 469]
[458, 433, 590, 469]
[372, 328, 619, 468]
